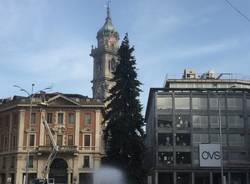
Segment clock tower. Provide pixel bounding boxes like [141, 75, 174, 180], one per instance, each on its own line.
[90, 4, 119, 101]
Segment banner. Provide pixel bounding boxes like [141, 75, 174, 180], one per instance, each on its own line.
[199, 144, 221, 167]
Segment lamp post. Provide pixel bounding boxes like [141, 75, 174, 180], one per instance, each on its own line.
[14, 84, 52, 184]
[217, 86, 236, 184]
[217, 93, 224, 184]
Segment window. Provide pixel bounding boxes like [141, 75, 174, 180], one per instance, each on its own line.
[84, 113, 91, 125]
[57, 113, 64, 124]
[247, 99, 250, 110]
[210, 134, 227, 145]
[84, 135, 91, 147]
[12, 135, 16, 148]
[28, 155, 33, 168]
[229, 152, 247, 160]
[209, 97, 226, 110]
[158, 152, 173, 165]
[158, 133, 173, 146]
[227, 98, 243, 110]
[228, 134, 244, 146]
[158, 115, 172, 128]
[175, 97, 190, 109]
[193, 134, 209, 146]
[68, 135, 74, 146]
[2, 157, 6, 169]
[29, 134, 35, 146]
[47, 113, 53, 124]
[83, 156, 90, 168]
[175, 114, 190, 128]
[192, 115, 208, 128]
[248, 116, 250, 129]
[69, 113, 75, 124]
[57, 135, 63, 146]
[210, 115, 226, 129]
[11, 156, 15, 168]
[228, 116, 244, 128]
[176, 134, 191, 146]
[157, 96, 172, 110]
[31, 113, 36, 124]
[176, 152, 191, 164]
[192, 97, 207, 110]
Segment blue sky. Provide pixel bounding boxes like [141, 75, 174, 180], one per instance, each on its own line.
[0, 0, 250, 110]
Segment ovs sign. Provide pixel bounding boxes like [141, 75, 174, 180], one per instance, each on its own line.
[199, 144, 221, 167]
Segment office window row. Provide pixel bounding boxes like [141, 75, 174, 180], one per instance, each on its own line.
[158, 152, 191, 165]
[158, 114, 245, 129]
[193, 133, 245, 146]
[158, 133, 191, 146]
[158, 133, 245, 147]
[157, 96, 244, 111]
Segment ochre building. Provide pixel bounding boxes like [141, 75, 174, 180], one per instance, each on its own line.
[0, 93, 104, 184]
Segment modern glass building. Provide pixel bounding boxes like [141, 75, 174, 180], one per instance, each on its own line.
[145, 69, 250, 184]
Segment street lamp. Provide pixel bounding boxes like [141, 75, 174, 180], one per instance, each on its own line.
[217, 86, 236, 184]
[14, 84, 52, 184]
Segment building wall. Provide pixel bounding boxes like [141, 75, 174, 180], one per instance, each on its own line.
[146, 88, 250, 184]
[0, 104, 104, 184]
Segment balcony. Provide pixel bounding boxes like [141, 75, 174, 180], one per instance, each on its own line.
[37, 146, 77, 154]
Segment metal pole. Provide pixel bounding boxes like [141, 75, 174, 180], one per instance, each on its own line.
[25, 83, 34, 184]
[217, 93, 224, 184]
[14, 84, 52, 184]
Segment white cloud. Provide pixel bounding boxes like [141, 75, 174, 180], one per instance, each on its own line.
[167, 39, 240, 59]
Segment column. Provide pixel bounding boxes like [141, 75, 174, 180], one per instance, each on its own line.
[209, 172, 213, 184]
[95, 110, 102, 153]
[15, 154, 25, 184]
[73, 157, 79, 184]
[174, 172, 176, 184]
[39, 111, 45, 146]
[155, 171, 158, 184]
[75, 110, 80, 148]
[246, 172, 249, 184]
[228, 172, 231, 184]
[18, 110, 26, 152]
[192, 172, 195, 184]
[67, 169, 71, 184]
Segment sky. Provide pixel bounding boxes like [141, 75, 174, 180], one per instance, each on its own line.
[0, 0, 250, 111]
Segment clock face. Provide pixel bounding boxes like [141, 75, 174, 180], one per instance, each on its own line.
[108, 36, 116, 47]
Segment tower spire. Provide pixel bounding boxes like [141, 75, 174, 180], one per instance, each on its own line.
[106, 0, 111, 19]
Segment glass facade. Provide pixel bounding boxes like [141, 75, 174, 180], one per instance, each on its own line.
[151, 89, 250, 184]
[228, 134, 244, 146]
[193, 134, 209, 146]
[227, 98, 243, 110]
[192, 97, 207, 110]
[192, 115, 208, 128]
[209, 97, 226, 110]
[175, 97, 189, 109]
[210, 115, 226, 128]
[157, 96, 172, 110]
[228, 115, 244, 128]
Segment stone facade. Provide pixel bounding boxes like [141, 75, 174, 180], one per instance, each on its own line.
[90, 6, 119, 101]
[0, 93, 104, 184]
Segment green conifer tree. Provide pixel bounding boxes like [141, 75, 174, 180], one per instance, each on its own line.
[103, 34, 145, 184]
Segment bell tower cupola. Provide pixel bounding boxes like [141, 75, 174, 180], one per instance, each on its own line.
[90, 1, 119, 101]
